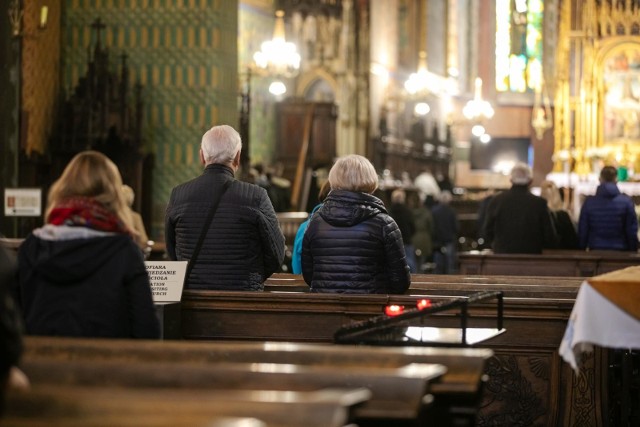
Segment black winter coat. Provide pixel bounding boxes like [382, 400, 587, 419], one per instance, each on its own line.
[16, 227, 160, 338]
[484, 185, 558, 254]
[301, 190, 411, 294]
[1, 245, 22, 385]
[165, 164, 285, 290]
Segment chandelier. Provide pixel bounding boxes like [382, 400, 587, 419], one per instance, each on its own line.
[404, 52, 439, 95]
[463, 78, 495, 122]
[405, 51, 441, 116]
[253, 10, 301, 84]
[461, 77, 495, 140]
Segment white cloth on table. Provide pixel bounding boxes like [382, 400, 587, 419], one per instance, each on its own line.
[559, 280, 640, 372]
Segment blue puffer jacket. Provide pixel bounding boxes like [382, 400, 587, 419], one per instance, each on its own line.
[301, 190, 411, 294]
[578, 182, 639, 251]
[291, 203, 321, 274]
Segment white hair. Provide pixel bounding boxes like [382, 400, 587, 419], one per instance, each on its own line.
[437, 190, 452, 204]
[201, 125, 242, 165]
[510, 162, 532, 185]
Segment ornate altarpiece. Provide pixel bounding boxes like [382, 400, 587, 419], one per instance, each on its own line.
[554, 0, 640, 175]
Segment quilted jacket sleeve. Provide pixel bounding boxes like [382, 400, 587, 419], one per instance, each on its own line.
[625, 200, 639, 251]
[164, 189, 177, 260]
[301, 226, 314, 285]
[382, 217, 411, 294]
[256, 190, 285, 278]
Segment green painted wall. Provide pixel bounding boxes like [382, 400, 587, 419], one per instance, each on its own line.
[62, 0, 238, 239]
[238, 1, 277, 166]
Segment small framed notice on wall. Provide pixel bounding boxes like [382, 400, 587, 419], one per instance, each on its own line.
[4, 188, 42, 217]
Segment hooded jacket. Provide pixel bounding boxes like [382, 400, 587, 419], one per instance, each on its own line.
[301, 190, 411, 294]
[578, 182, 638, 251]
[16, 225, 160, 338]
[165, 164, 285, 290]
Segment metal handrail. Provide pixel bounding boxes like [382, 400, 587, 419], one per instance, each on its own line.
[334, 291, 504, 346]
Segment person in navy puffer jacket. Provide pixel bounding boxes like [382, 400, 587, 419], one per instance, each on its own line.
[301, 155, 411, 294]
[578, 166, 639, 251]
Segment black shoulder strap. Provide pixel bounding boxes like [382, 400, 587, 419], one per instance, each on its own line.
[186, 179, 232, 282]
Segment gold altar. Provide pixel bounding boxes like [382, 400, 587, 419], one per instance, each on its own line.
[554, 0, 640, 176]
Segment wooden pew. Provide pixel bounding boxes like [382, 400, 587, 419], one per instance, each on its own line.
[0, 237, 21, 254]
[23, 336, 490, 427]
[18, 356, 443, 426]
[276, 212, 308, 245]
[264, 272, 583, 299]
[459, 249, 640, 277]
[6, 385, 369, 427]
[177, 277, 601, 427]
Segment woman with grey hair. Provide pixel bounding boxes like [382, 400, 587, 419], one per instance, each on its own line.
[301, 154, 411, 294]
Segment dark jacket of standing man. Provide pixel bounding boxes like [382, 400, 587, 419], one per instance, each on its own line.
[484, 162, 558, 254]
[165, 125, 285, 290]
[578, 166, 638, 251]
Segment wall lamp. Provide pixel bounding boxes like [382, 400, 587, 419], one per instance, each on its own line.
[8, 1, 48, 38]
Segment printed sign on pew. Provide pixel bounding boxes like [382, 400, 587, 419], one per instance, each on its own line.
[144, 261, 188, 302]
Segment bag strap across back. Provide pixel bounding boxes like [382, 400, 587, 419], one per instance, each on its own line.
[186, 179, 232, 281]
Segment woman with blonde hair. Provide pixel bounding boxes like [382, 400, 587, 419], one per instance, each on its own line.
[540, 180, 578, 249]
[301, 154, 411, 293]
[121, 184, 150, 250]
[15, 151, 159, 338]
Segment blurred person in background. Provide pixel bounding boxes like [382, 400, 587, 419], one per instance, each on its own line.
[540, 180, 578, 249]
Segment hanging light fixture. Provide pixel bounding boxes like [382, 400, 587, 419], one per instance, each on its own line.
[404, 51, 438, 95]
[463, 78, 495, 122]
[7, 1, 48, 37]
[253, 10, 301, 79]
[531, 76, 553, 139]
[8, 0, 23, 37]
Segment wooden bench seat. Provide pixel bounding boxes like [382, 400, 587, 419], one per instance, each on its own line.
[7, 385, 369, 427]
[18, 356, 444, 425]
[23, 336, 491, 426]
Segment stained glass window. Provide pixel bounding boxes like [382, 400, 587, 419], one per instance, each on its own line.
[496, 0, 544, 93]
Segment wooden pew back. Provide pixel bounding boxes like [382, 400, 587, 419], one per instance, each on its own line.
[264, 272, 583, 299]
[459, 249, 640, 277]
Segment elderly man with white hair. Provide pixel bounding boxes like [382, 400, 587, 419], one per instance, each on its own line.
[165, 125, 285, 290]
[483, 162, 558, 254]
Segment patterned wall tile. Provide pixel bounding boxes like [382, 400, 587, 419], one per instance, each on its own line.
[238, 1, 276, 166]
[63, 0, 238, 239]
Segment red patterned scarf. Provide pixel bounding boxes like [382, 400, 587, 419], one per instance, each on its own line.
[48, 197, 129, 234]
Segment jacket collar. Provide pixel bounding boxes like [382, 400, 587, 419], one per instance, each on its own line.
[203, 163, 235, 177]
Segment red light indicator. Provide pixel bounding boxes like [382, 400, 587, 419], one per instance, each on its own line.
[385, 305, 404, 316]
[416, 299, 432, 310]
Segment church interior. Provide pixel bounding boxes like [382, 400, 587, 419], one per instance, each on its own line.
[2, 1, 640, 426]
[2, 0, 640, 240]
